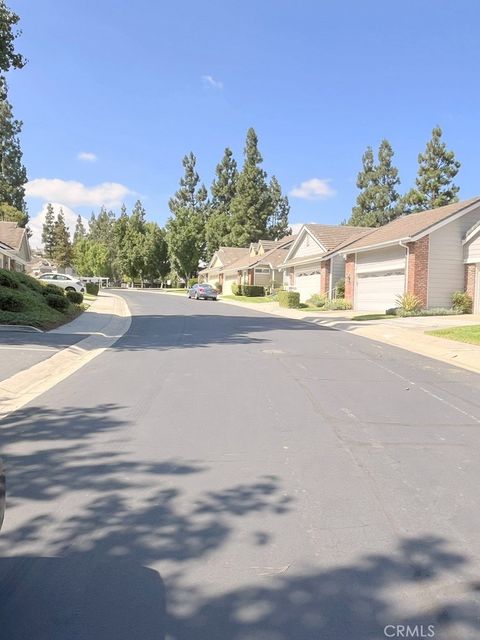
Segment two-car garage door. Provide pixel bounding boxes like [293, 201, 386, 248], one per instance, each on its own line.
[355, 247, 406, 311]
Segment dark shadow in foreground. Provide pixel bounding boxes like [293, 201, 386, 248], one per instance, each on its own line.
[0, 556, 166, 640]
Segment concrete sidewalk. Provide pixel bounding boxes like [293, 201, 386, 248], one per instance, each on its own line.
[0, 292, 131, 419]
[218, 296, 480, 375]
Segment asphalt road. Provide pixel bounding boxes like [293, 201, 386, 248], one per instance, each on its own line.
[1, 290, 480, 640]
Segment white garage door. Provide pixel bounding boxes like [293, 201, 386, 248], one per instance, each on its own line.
[356, 270, 405, 311]
[222, 274, 237, 296]
[294, 266, 321, 302]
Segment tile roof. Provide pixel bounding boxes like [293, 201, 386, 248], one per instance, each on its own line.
[0, 221, 26, 251]
[304, 224, 373, 251]
[341, 197, 480, 252]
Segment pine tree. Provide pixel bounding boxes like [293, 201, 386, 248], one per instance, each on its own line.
[165, 153, 208, 281]
[0, 92, 28, 220]
[205, 147, 238, 258]
[120, 200, 148, 283]
[143, 222, 170, 284]
[52, 209, 73, 267]
[266, 176, 291, 239]
[42, 203, 55, 258]
[349, 140, 400, 227]
[73, 214, 86, 244]
[229, 128, 272, 246]
[402, 126, 461, 212]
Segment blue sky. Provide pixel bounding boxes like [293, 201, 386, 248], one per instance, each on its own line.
[7, 0, 480, 246]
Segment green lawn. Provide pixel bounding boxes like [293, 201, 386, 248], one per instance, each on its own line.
[221, 294, 275, 304]
[427, 325, 480, 346]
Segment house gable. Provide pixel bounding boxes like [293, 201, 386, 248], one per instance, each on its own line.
[284, 227, 326, 262]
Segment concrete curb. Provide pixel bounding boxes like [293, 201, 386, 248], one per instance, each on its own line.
[0, 293, 131, 421]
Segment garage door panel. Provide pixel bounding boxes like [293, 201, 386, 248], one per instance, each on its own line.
[356, 270, 405, 311]
[294, 265, 322, 302]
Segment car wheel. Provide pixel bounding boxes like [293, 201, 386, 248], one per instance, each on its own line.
[65, 286, 75, 292]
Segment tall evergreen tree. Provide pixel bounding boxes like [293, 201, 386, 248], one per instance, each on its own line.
[165, 153, 208, 281]
[205, 147, 238, 258]
[41, 203, 55, 258]
[0, 92, 28, 220]
[120, 200, 148, 283]
[112, 203, 129, 281]
[349, 140, 400, 227]
[73, 214, 86, 244]
[402, 126, 461, 212]
[229, 128, 272, 246]
[52, 209, 73, 267]
[143, 222, 170, 284]
[266, 176, 291, 239]
[0, 1, 25, 79]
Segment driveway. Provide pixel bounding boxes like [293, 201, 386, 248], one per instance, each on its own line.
[1, 290, 479, 639]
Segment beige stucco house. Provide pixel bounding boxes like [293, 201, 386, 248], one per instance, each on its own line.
[332, 197, 480, 312]
[0, 222, 31, 272]
[280, 224, 372, 302]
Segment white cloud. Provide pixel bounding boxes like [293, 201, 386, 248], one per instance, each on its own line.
[289, 178, 336, 200]
[28, 203, 89, 250]
[77, 151, 97, 162]
[25, 178, 133, 207]
[201, 74, 223, 89]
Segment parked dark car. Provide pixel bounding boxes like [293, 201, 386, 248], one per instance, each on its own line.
[187, 283, 218, 300]
[0, 458, 5, 531]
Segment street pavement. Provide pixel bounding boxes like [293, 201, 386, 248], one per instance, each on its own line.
[1, 290, 480, 639]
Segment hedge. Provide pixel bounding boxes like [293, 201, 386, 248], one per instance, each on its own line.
[66, 290, 84, 304]
[42, 283, 65, 296]
[278, 290, 300, 308]
[231, 283, 241, 296]
[45, 293, 69, 311]
[242, 285, 265, 297]
[0, 269, 19, 289]
[86, 282, 99, 295]
[0, 289, 24, 312]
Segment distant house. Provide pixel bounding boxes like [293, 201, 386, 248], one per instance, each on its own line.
[333, 197, 480, 312]
[0, 222, 31, 272]
[199, 247, 250, 288]
[219, 235, 296, 295]
[280, 225, 372, 302]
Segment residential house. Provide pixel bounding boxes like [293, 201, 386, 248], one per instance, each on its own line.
[332, 197, 480, 312]
[220, 235, 296, 295]
[0, 221, 31, 272]
[280, 224, 373, 302]
[199, 247, 250, 288]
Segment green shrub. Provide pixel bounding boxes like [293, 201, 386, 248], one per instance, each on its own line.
[0, 289, 24, 312]
[242, 285, 265, 297]
[323, 298, 352, 311]
[307, 293, 327, 308]
[187, 277, 198, 288]
[396, 292, 422, 313]
[231, 283, 242, 296]
[42, 283, 65, 296]
[335, 278, 345, 298]
[418, 307, 461, 317]
[45, 293, 69, 311]
[278, 290, 300, 308]
[66, 290, 84, 304]
[0, 268, 19, 289]
[14, 271, 45, 293]
[452, 291, 473, 314]
[86, 282, 99, 295]
[214, 281, 222, 293]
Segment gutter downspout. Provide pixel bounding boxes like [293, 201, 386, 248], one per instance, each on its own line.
[399, 239, 410, 295]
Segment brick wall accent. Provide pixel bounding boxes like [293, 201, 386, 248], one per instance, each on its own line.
[406, 236, 429, 307]
[465, 263, 476, 303]
[248, 268, 254, 285]
[320, 259, 331, 296]
[345, 254, 355, 305]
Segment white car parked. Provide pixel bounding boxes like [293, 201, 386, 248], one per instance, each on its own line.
[38, 273, 85, 293]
